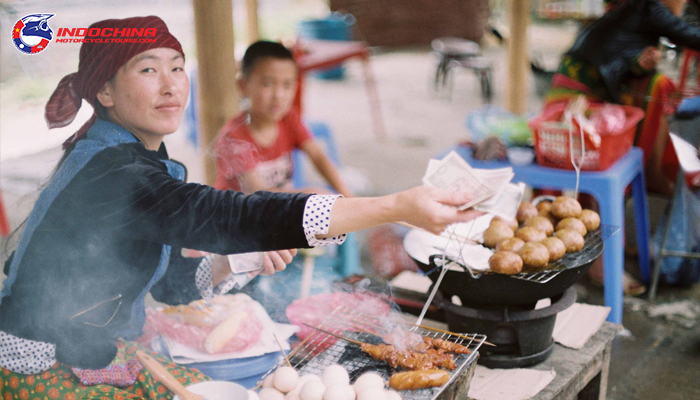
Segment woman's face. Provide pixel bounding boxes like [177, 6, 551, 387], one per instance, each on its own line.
[97, 47, 188, 149]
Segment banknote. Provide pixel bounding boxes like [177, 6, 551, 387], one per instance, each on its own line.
[422, 152, 521, 216]
[474, 182, 525, 220]
[422, 152, 495, 209]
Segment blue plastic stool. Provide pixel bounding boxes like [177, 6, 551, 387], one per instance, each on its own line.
[441, 146, 651, 324]
[292, 121, 362, 276]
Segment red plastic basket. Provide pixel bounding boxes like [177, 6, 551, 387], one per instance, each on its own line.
[529, 103, 645, 171]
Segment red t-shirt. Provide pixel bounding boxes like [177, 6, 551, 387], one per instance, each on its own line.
[214, 110, 313, 192]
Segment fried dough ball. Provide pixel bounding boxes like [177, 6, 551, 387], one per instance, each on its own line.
[536, 201, 553, 214]
[518, 242, 550, 269]
[496, 237, 525, 253]
[579, 209, 601, 231]
[524, 216, 554, 236]
[517, 202, 539, 224]
[551, 196, 582, 219]
[540, 237, 566, 262]
[554, 229, 585, 253]
[488, 251, 523, 275]
[556, 217, 587, 237]
[483, 223, 514, 248]
[515, 227, 547, 243]
[491, 216, 518, 232]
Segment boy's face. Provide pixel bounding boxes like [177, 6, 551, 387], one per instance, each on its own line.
[241, 57, 298, 123]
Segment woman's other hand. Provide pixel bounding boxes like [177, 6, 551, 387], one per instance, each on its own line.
[392, 187, 484, 234]
[638, 47, 662, 71]
[260, 249, 297, 275]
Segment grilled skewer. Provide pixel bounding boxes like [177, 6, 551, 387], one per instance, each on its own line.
[303, 324, 457, 371]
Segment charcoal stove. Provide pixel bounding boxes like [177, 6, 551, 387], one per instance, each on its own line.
[404, 226, 615, 368]
[435, 286, 576, 368]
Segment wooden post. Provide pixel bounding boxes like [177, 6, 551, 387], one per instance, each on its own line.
[193, 0, 239, 185]
[506, 0, 531, 115]
[245, 0, 260, 44]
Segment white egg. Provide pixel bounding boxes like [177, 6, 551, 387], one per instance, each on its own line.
[263, 374, 275, 388]
[285, 388, 301, 400]
[248, 390, 260, 400]
[322, 364, 350, 387]
[273, 367, 300, 393]
[259, 388, 286, 400]
[322, 384, 355, 400]
[297, 374, 322, 390]
[385, 390, 402, 400]
[356, 387, 387, 400]
[353, 372, 385, 393]
[300, 380, 326, 400]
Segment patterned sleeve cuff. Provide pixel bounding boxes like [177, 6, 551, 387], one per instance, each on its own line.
[195, 254, 263, 301]
[195, 255, 216, 301]
[303, 195, 347, 247]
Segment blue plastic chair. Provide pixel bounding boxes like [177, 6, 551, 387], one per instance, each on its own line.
[440, 146, 651, 324]
[292, 121, 362, 277]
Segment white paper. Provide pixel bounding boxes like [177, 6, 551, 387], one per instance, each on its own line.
[670, 133, 700, 173]
[468, 365, 556, 400]
[163, 299, 299, 364]
[552, 303, 610, 349]
[390, 270, 434, 294]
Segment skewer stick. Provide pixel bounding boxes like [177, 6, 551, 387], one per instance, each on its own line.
[342, 313, 496, 347]
[273, 333, 293, 368]
[302, 323, 365, 346]
[396, 321, 496, 347]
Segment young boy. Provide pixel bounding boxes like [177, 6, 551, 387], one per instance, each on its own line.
[214, 41, 352, 197]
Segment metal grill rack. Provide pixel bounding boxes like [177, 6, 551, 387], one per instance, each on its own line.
[433, 225, 619, 284]
[258, 306, 486, 400]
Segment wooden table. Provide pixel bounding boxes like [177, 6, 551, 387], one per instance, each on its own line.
[528, 322, 621, 400]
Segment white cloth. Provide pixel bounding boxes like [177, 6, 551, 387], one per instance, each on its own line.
[0, 194, 345, 374]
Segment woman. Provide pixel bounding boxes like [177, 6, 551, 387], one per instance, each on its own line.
[546, 0, 699, 196]
[0, 16, 481, 399]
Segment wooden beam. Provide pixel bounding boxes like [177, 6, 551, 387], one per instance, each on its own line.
[193, 0, 239, 185]
[506, 0, 531, 115]
[246, 0, 260, 43]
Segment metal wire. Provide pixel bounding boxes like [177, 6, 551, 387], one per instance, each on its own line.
[258, 306, 485, 399]
[431, 225, 619, 284]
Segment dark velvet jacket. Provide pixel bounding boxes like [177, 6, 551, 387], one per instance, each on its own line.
[567, 0, 700, 100]
[0, 121, 311, 369]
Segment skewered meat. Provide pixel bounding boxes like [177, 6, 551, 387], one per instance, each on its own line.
[359, 343, 456, 370]
[423, 337, 471, 354]
[388, 370, 451, 390]
[382, 331, 471, 355]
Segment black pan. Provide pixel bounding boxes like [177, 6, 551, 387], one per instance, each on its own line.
[412, 227, 609, 307]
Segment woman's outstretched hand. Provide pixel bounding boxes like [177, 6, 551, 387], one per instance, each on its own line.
[392, 187, 484, 234]
[320, 186, 484, 238]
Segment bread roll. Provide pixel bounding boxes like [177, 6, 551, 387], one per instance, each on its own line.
[517, 202, 539, 224]
[515, 227, 547, 242]
[488, 251, 523, 275]
[554, 229, 585, 253]
[540, 237, 566, 261]
[524, 216, 554, 236]
[496, 237, 525, 253]
[579, 209, 601, 231]
[483, 223, 514, 248]
[556, 217, 587, 237]
[552, 196, 582, 219]
[518, 242, 550, 269]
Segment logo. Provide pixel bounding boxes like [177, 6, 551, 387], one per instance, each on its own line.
[12, 13, 54, 54]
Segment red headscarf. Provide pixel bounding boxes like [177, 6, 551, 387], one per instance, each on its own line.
[44, 16, 184, 149]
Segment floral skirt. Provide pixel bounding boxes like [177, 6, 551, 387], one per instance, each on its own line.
[0, 341, 209, 400]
